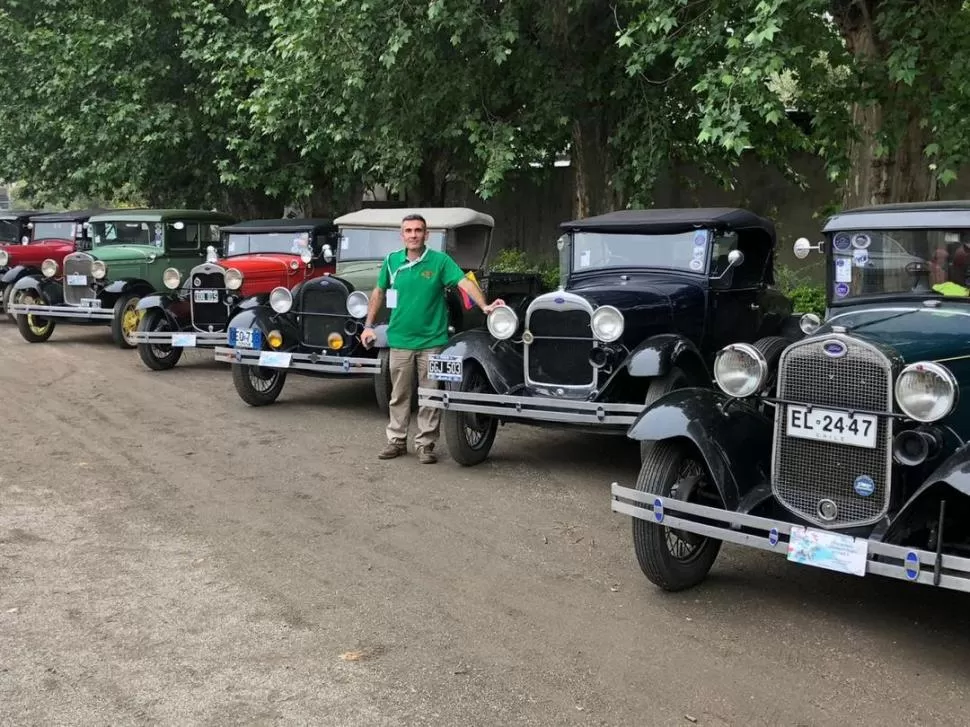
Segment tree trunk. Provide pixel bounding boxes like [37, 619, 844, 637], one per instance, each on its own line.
[571, 117, 621, 219]
[833, 0, 935, 208]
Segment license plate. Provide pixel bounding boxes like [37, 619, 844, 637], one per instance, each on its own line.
[67, 274, 87, 286]
[193, 289, 219, 303]
[171, 333, 197, 347]
[428, 354, 463, 382]
[258, 351, 292, 368]
[230, 327, 262, 349]
[785, 405, 877, 449]
[79, 298, 101, 308]
[787, 525, 868, 577]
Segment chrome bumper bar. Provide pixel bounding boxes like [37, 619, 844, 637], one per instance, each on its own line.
[130, 331, 227, 347]
[213, 346, 382, 375]
[418, 387, 643, 426]
[611, 483, 970, 593]
[8, 303, 114, 321]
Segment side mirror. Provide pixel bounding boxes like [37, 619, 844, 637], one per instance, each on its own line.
[322, 244, 334, 263]
[20, 236, 28, 244]
[710, 249, 744, 281]
[793, 237, 824, 259]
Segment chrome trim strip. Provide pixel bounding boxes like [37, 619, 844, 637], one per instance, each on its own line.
[213, 346, 382, 375]
[611, 485, 970, 593]
[129, 331, 227, 346]
[9, 303, 113, 320]
[418, 387, 641, 425]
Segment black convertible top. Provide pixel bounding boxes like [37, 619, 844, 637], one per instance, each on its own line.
[222, 217, 335, 234]
[30, 208, 110, 222]
[560, 208, 776, 239]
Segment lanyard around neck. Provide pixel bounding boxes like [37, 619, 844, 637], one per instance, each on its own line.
[389, 246, 428, 285]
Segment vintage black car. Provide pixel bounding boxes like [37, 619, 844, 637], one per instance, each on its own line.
[613, 201, 970, 593]
[213, 207, 515, 409]
[0, 209, 49, 246]
[130, 218, 338, 371]
[419, 208, 796, 466]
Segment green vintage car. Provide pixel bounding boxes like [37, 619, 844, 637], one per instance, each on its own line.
[9, 209, 236, 347]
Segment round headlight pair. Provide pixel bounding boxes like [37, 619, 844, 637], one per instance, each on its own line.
[91, 261, 107, 280]
[346, 290, 369, 319]
[224, 268, 243, 290]
[0, 250, 8, 267]
[163, 267, 181, 290]
[41, 259, 58, 278]
[269, 286, 292, 314]
[487, 305, 518, 340]
[895, 362, 958, 423]
[714, 343, 769, 398]
[591, 306, 624, 343]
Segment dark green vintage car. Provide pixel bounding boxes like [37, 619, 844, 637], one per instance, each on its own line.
[613, 201, 970, 593]
[9, 209, 235, 347]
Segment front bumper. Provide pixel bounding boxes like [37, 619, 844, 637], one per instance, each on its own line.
[611, 483, 970, 592]
[8, 302, 113, 321]
[130, 330, 227, 347]
[213, 346, 382, 375]
[418, 387, 643, 426]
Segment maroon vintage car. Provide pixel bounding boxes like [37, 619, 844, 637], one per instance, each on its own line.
[0, 209, 101, 317]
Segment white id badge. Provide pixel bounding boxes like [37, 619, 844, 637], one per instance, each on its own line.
[386, 289, 399, 308]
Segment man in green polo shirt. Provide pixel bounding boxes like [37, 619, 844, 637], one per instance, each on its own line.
[360, 214, 503, 463]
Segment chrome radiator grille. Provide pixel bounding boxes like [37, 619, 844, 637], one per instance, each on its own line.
[300, 286, 347, 348]
[524, 307, 594, 387]
[190, 270, 228, 330]
[771, 335, 893, 528]
[63, 253, 95, 305]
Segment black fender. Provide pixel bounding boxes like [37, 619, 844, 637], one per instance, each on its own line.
[104, 278, 154, 297]
[883, 443, 970, 541]
[625, 388, 772, 511]
[436, 328, 523, 395]
[625, 333, 710, 385]
[12, 274, 64, 304]
[226, 305, 301, 347]
[136, 293, 184, 328]
[1, 264, 36, 286]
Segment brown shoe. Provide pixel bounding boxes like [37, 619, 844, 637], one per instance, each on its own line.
[416, 445, 437, 464]
[378, 441, 407, 459]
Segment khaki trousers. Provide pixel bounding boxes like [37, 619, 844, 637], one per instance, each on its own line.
[386, 347, 443, 449]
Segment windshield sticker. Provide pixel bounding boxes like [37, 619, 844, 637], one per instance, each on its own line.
[153, 223, 163, 247]
[834, 257, 852, 282]
[692, 246, 705, 259]
[853, 249, 869, 268]
[94, 235, 101, 244]
[835, 282, 850, 298]
[851, 233, 871, 250]
[579, 249, 591, 268]
[689, 258, 703, 271]
[340, 236, 349, 250]
[227, 240, 236, 255]
[693, 231, 707, 247]
[833, 233, 851, 252]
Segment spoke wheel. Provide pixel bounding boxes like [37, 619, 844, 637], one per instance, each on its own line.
[111, 292, 144, 349]
[442, 362, 498, 466]
[15, 293, 56, 343]
[231, 360, 287, 406]
[640, 366, 689, 460]
[136, 309, 184, 371]
[632, 441, 723, 591]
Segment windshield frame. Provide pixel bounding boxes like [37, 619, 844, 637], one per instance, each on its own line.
[222, 230, 313, 257]
[91, 220, 159, 247]
[337, 226, 447, 263]
[31, 221, 77, 242]
[0, 220, 20, 243]
[567, 229, 713, 277]
[827, 227, 970, 307]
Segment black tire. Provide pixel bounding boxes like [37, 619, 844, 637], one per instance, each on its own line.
[2, 284, 14, 322]
[632, 441, 723, 591]
[442, 363, 498, 466]
[231, 361, 287, 406]
[136, 309, 184, 371]
[111, 292, 144, 349]
[14, 292, 56, 343]
[640, 366, 689, 460]
[374, 348, 392, 413]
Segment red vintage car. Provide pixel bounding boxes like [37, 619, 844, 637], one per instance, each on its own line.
[131, 217, 339, 370]
[0, 209, 100, 317]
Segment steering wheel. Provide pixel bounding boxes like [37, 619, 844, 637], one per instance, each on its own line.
[905, 260, 935, 293]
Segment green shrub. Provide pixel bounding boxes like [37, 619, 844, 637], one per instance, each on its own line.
[775, 263, 826, 317]
[489, 248, 560, 292]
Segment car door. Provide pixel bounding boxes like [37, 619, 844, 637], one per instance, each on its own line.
[707, 230, 764, 349]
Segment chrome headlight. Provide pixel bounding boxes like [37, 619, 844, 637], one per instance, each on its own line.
[41, 259, 58, 278]
[91, 260, 107, 280]
[162, 267, 181, 290]
[225, 267, 243, 290]
[895, 362, 958, 423]
[346, 290, 369, 319]
[0, 250, 8, 266]
[591, 305, 624, 343]
[269, 286, 292, 314]
[713, 343, 768, 398]
[486, 305, 518, 340]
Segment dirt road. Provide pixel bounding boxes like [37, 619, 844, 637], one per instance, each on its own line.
[1, 324, 969, 726]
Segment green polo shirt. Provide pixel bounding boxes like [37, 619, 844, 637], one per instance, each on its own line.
[377, 247, 466, 350]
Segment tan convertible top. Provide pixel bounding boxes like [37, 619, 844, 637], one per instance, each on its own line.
[334, 207, 494, 230]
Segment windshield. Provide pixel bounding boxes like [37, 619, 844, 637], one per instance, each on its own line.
[92, 220, 156, 246]
[339, 227, 446, 262]
[0, 220, 19, 242]
[32, 221, 75, 241]
[224, 231, 310, 257]
[572, 230, 710, 273]
[830, 228, 970, 301]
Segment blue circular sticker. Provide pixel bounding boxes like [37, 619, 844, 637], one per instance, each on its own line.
[854, 475, 875, 497]
[693, 231, 707, 246]
[833, 233, 851, 252]
[904, 551, 920, 581]
[835, 282, 850, 298]
[653, 497, 665, 523]
[852, 233, 871, 250]
[768, 527, 779, 547]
